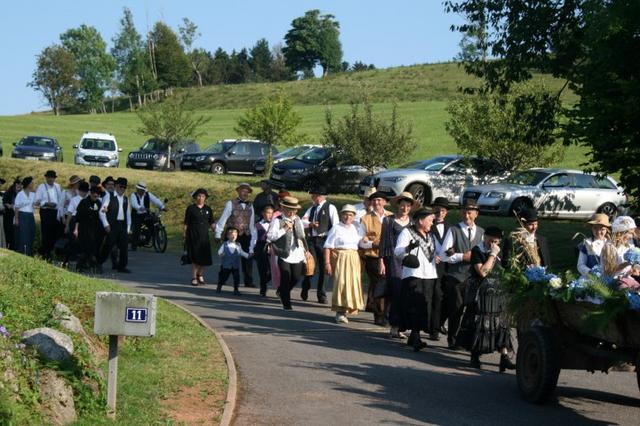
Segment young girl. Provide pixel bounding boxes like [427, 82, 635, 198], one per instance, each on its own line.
[577, 213, 610, 277]
[217, 227, 250, 295]
[252, 204, 275, 296]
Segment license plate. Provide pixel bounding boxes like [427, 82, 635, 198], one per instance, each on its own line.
[182, 161, 192, 166]
[25, 156, 38, 160]
[135, 162, 147, 167]
[90, 162, 102, 166]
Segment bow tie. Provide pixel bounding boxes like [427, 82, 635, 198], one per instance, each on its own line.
[237, 199, 248, 205]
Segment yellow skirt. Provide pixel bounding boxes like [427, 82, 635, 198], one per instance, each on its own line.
[331, 249, 364, 314]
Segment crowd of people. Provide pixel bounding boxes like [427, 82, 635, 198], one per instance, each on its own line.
[0, 171, 165, 273]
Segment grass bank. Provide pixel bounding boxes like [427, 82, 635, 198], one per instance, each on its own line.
[0, 249, 227, 424]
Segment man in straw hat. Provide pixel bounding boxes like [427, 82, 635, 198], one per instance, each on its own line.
[130, 181, 166, 251]
[215, 182, 257, 287]
[301, 185, 339, 304]
[576, 213, 610, 277]
[34, 170, 64, 259]
[440, 199, 484, 349]
[502, 208, 551, 270]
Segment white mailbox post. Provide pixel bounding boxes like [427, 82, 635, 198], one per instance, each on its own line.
[94, 292, 157, 419]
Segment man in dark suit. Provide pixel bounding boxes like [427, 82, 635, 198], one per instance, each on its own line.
[502, 208, 551, 269]
[429, 197, 450, 340]
[99, 177, 132, 273]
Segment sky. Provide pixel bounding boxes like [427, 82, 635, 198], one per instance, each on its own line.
[0, 0, 465, 116]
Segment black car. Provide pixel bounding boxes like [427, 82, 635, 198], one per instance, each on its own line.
[11, 136, 64, 162]
[180, 139, 276, 175]
[269, 146, 378, 193]
[126, 139, 200, 171]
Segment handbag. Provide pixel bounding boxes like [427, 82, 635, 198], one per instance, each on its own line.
[180, 241, 191, 265]
[303, 251, 316, 276]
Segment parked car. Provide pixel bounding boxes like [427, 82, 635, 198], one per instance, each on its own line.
[461, 168, 628, 219]
[180, 139, 276, 175]
[74, 132, 121, 167]
[273, 144, 321, 164]
[270, 146, 381, 193]
[11, 136, 64, 162]
[359, 155, 507, 206]
[126, 139, 200, 171]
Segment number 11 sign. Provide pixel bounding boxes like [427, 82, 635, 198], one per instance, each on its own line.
[126, 307, 148, 323]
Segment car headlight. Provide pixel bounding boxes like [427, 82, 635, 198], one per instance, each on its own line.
[485, 191, 507, 199]
[153, 154, 160, 160]
[196, 155, 205, 162]
[289, 168, 305, 175]
[382, 176, 406, 183]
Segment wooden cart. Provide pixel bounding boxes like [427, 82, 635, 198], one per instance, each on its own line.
[516, 299, 640, 403]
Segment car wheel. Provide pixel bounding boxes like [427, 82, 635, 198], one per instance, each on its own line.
[510, 197, 532, 217]
[211, 162, 226, 175]
[596, 202, 617, 216]
[407, 183, 428, 206]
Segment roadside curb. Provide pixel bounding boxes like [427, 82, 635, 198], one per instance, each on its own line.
[164, 299, 238, 426]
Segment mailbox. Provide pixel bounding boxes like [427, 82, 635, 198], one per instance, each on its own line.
[94, 292, 157, 337]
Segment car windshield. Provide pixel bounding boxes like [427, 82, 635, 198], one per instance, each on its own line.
[140, 139, 168, 152]
[19, 136, 55, 148]
[294, 147, 331, 163]
[278, 146, 309, 158]
[400, 156, 455, 171]
[204, 142, 234, 154]
[80, 138, 116, 151]
[503, 170, 549, 186]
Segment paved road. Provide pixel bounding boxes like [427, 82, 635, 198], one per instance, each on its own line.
[111, 251, 639, 425]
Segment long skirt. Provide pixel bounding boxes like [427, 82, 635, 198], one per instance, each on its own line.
[17, 212, 35, 256]
[331, 249, 364, 314]
[456, 278, 513, 354]
[400, 277, 435, 333]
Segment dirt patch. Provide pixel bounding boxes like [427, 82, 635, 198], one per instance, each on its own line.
[162, 382, 225, 425]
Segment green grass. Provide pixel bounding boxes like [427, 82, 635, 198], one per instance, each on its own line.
[0, 249, 227, 424]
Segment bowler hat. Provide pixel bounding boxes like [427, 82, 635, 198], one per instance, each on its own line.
[432, 197, 450, 209]
[519, 208, 538, 223]
[309, 185, 328, 196]
[44, 170, 57, 178]
[484, 225, 503, 239]
[461, 199, 480, 211]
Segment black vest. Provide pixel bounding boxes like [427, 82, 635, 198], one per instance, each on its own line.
[133, 192, 150, 210]
[309, 202, 333, 236]
[106, 194, 128, 225]
[431, 221, 450, 246]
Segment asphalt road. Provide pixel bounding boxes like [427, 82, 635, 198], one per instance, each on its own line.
[112, 250, 639, 425]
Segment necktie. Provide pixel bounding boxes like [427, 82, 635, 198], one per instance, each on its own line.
[467, 227, 472, 242]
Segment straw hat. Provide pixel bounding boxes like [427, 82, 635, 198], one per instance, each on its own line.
[280, 196, 301, 210]
[391, 191, 418, 209]
[340, 204, 357, 215]
[68, 175, 82, 187]
[236, 182, 253, 193]
[136, 181, 147, 191]
[586, 213, 611, 228]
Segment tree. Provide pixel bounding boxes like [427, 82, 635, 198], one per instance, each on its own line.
[147, 22, 191, 89]
[444, 1, 640, 203]
[190, 48, 214, 85]
[269, 44, 296, 82]
[111, 7, 155, 107]
[209, 48, 231, 84]
[228, 49, 252, 84]
[29, 44, 78, 115]
[445, 83, 564, 172]
[235, 93, 305, 176]
[283, 9, 343, 78]
[60, 24, 115, 112]
[454, 18, 488, 62]
[178, 17, 205, 87]
[136, 95, 211, 170]
[322, 98, 415, 174]
[249, 38, 273, 81]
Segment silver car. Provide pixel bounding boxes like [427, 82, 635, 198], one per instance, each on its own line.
[462, 168, 628, 218]
[359, 155, 507, 206]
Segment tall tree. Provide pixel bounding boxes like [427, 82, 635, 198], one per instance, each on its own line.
[270, 44, 296, 82]
[147, 22, 191, 89]
[111, 7, 155, 107]
[29, 44, 78, 115]
[228, 49, 252, 84]
[445, 0, 640, 204]
[249, 38, 273, 81]
[178, 17, 205, 87]
[60, 25, 115, 112]
[283, 9, 343, 78]
[191, 48, 214, 85]
[209, 48, 231, 84]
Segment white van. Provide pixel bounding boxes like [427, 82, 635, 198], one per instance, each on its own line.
[74, 132, 122, 167]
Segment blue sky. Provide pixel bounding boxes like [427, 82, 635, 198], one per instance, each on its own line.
[0, 1, 465, 116]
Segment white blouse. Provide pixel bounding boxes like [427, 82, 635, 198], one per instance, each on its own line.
[394, 227, 438, 280]
[324, 222, 364, 250]
[267, 216, 306, 264]
[14, 191, 36, 214]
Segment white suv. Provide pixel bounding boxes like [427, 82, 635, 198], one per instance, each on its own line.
[74, 132, 122, 167]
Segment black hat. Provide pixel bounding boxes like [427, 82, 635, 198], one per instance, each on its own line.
[78, 181, 90, 192]
[21, 176, 33, 187]
[484, 225, 503, 238]
[102, 176, 115, 186]
[89, 175, 101, 184]
[402, 254, 420, 269]
[519, 208, 538, 223]
[412, 206, 434, 221]
[44, 170, 57, 178]
[368, 191, 388, 201]
[115, 177, 128, 187]
[308, 185, 328, 196]
[192, 188, 208, 199]
[461, 199, 480, 211]
[432, 197, 450, 209]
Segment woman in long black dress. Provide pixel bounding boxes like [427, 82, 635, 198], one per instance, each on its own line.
[184, 188, 215, 286]
[456, 226, 515, 372]
[73, 185, 103, 272]
[3, 178, 22, 251]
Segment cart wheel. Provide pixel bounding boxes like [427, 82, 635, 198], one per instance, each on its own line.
[516, 326, 560, 403]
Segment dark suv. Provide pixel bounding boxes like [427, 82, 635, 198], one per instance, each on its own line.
[126, 139, 200, 171]
[11, 136, 64, 162]
[269, 146, 378, 193]
[180, 139, 276, 175]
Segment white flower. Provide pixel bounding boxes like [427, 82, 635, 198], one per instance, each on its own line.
[549, 277, 563, 289]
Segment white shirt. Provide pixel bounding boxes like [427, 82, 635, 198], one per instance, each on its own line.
[67, 194, 86, 217]
[98, 192, 132, 232]
[217, 241, 250, 258]
[14, 191, 36, 214]
[577, 238, 606, 276]
[394, 227, 438, 280]
[267, 216, 306, 264]
[441, 222, 478, 264]
[35, 182, 63, 212]
[131, 191, 165, 214]
[249, 220, 271, 253]
[302, 200, 340, 237]
[215, 199, 256, 240]
[324, 222, 364, 250]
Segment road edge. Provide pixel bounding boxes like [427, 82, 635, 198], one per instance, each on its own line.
[164, 299, 238, 426]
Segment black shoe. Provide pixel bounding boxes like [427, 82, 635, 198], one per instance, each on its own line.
[301, 288, 308, 301]
[233, 289, 242, 296]
[216, 285, 222, 293]
[470, 354, 481, 369]
[447, 340, 461, 350]
[499, 354, 516, 373]
[244, 283, 256, 288]
[317, 295, 327, 304]
[283, 304, 293, 310]
[260, 290, 267, 297]
[413, 340, 427, 352]
[117, 268, 131, 273]
[427, 332, 439, 341]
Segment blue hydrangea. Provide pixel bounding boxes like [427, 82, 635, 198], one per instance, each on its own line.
[628, 293, 640, 310]
[525, 266, 548, 283]
[624, 247, 640, 265]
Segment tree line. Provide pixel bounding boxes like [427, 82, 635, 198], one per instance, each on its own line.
[29, 8, 375, 115]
